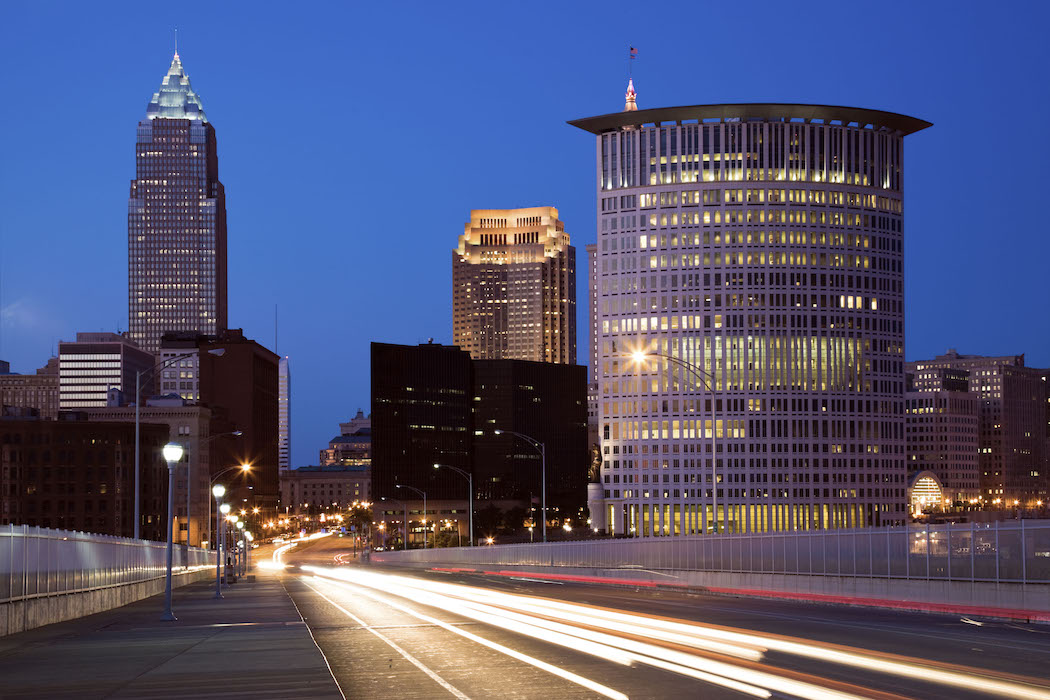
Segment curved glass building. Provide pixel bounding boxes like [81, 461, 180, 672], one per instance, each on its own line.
[571, 90, 930, 535]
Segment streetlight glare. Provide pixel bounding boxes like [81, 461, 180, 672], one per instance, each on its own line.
[631, 350, 648, 364]
[240, 463, 252, 471]
[219, 503, 231, 514]
[162, 442, 184, 463]
[212, 484, 226, 498]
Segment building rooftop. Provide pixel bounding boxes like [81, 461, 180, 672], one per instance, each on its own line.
[146, 53, 208, 122]
[287, 465, 369, 474]
[568, 103, 931, 136]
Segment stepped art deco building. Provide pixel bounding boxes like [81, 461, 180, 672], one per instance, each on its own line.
[572, 84, 930, 536]
[128, 51, 227, 353]
[453, 207, 576, 364]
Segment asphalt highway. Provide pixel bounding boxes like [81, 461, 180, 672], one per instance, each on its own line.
[273, 535, 1050, 699]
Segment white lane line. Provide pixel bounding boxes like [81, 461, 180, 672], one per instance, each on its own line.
[311, 575, 629, 700]
[302, 578, 471, 700]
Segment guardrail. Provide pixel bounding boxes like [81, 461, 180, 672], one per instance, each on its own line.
[0, 524, 215, 603]
[373, 520, 1050, 584]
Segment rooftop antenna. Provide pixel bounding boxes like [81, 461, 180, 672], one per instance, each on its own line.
[174, 27, 179, 58]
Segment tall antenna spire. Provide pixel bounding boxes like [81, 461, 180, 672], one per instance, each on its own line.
[174, 27, 179, 58]
[625, 46, 638, 112]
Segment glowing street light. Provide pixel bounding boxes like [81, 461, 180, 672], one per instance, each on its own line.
[161, 442, 185, 621]
[211, 484, 226, 599]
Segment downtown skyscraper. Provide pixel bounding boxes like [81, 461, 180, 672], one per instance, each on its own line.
[453, 207, 576, 364]
[128, 51, 227, 353]
[573, 86, 930, 536]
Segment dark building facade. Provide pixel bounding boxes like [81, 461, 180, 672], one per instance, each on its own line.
[129, 51, 227, 353]
[0, 417, 169, 540]
[371, 342, 589, 517]
[474, 360, 588, 512]
[371, 342, 473, 503]
[161, 330, 279, 512]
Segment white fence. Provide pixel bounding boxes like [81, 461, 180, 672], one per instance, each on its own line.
[0, 524, 215, 603]
[373, 520, 1050, 584]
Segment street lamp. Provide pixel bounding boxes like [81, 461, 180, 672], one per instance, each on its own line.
[629, 350, 721, 534]
[235, 521, 245, 574]
[434, 463, 473, 546]
[211, 484, 225, 599]
[395, 485, 427, 549]
[380, 497, 409, 550]
[493, 429, 546, 543]
[161, 442, 185, 621]
[134, 348, 225, 539]
[219, 503, 231, 585]
[191, 430, 242, 552]
[207, 463, 251, 549]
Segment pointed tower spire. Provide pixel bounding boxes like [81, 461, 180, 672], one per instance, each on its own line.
[174, 27, 178, 59]
[624, 78, 638, 112]
[145, 51, 207, 121]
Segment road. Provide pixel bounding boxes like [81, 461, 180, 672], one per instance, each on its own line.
[272, 534, 1050, 699]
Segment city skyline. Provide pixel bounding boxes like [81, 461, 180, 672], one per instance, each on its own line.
[1, 2, 1048, 468]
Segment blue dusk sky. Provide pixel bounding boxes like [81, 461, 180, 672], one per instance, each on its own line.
[1, 1, 1047, 467]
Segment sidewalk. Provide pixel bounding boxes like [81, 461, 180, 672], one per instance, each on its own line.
[0, 568, 343, 699]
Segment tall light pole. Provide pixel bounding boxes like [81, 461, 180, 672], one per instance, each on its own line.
[380, 497, 409, 550]
[236, 521, 245, 575]
[134, 348, 225, 539]
[212, 484, 225, 599]
[161, 442, 185, 621]
[207, 463, 251, 549]
[219, 503, 231, 585]
[395, 485, 427, 549]
[494, 430, 546, 543]
[629, 350, 720, 534]
[189, 430, 241, 558]
[434, 463, 473, 546]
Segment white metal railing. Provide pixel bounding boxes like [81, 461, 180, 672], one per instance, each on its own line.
[0, 524, 215, 603]
[373, 520, 1050, 584]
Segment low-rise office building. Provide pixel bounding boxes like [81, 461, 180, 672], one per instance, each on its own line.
[0, 416, 169, 539]
[0, 358, 59, 420]
[280, 465, 371, 515]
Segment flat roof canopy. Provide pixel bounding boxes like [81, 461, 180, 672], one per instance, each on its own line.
[568, 103, 931, 136]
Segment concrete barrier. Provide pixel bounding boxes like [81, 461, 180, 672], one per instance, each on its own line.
[0, 567, 213, 636]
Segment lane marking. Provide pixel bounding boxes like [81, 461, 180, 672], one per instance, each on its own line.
[302, 579, 471, 700]
[309, 575, 629, 700]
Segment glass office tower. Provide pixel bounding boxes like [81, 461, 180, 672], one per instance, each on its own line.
[571, 95, 930, 535]
[128, 52, 227, 353]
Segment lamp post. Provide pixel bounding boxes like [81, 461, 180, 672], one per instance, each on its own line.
[211, 484, 225, 599]
[629, 350, 721, 534]
[207, 463, 251, 549]
[236, 521, 245, 575]
[434, 463, 473, 546]
[219, 503, 231, 585]
[245, 531, 253, 574]
[395, 485, 427, 549]
[189, 430, 242, 557]
[134, 348, 225, 540]
[380, 497, 409, 550]
[493, 430, 546, 543]
[161, 442, 185, 621]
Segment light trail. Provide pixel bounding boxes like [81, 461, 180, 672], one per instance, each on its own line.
[307, 574, 630, 700]
[302, 565, 1050, 700]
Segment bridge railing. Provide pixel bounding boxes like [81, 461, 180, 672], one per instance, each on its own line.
[373, 520, 1050, 584]
[0, 524, 215, 603]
